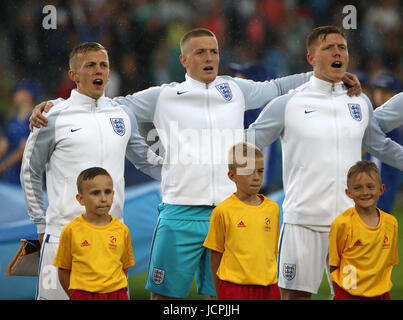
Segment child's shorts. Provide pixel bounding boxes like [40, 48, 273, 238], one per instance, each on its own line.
[333, 286, 390, 300]
[218, 280, 281, 300]
[69, 288, 129, 300]
[145, 203, 216, 298]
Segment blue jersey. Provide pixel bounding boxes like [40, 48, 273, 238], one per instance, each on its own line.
[1, 115, 30, 184]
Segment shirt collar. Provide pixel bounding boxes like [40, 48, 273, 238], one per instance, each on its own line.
[185, 73, 218, 89]
[70, 89, 107, 108]
[310, 75, 346, 94]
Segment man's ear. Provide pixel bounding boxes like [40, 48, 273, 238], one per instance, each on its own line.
[69, 69, 79, 83]
[179, 54, 187, 69]
[307, 52, 315, 67]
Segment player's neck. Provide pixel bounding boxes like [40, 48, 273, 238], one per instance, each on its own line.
[355, 205, 380, 228]
[82, 212, 112, 227]
[235, 192, 262, 206]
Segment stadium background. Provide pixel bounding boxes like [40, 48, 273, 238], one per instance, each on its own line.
[0, 0, 402, 300]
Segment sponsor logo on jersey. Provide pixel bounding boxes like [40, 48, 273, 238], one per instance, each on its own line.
[215, 83, 232, 101]
[283, 263, 296, 281]
[110, 118, 126, 136]
[237, 221, 246, 228]
[383, 236, 390, 249]
[152, 268, 165, 285]
[109, 235, 117, 249]
[304, 109, 316, 114]
[264, 218, 271, 231]
[348, 103, 362, 121]
[81, 240, 90, 247]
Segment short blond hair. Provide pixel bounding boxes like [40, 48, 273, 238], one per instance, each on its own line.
[347, 161, 382, 187]
[228, 142, 264, 171]
[180, 28, 216, 55]
[69, 42, 108, 70]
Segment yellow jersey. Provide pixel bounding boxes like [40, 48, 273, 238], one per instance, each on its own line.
[329, 207, 398, 297]
[203, 194, 280, 286]
[54, 215, 135, 293]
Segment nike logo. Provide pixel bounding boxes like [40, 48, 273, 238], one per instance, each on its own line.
[304, 110, 316, 114]
[71, 128, 82, 132]
[177, 91, 188, 95]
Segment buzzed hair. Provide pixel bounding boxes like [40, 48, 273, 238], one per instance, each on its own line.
[228, 142, 264, 171]
[76, 167, 112, 194]
[306, 25, 346, 54]
[69, 42, 108, 70]
[180, 28, 216, 55]
[347, 161, 382, 187]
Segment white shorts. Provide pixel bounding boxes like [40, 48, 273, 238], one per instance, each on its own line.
[36, 234, 69, 300]
[277, 223, 333, 294]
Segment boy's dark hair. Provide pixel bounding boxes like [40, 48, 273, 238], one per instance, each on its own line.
[76, 167, 111, 194]
[69, 42, 108, 70]
[347, 161, 382, 186]
[306, 25, 346, 53]
[180, 28, 216, 54]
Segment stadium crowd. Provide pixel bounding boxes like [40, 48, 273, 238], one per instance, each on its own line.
[0, 0, 402, 186]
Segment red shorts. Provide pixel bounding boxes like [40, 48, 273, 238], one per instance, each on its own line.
[218, 280, 281, 300]
[69, 288, 129, 300]
[333, 286, 390, 300]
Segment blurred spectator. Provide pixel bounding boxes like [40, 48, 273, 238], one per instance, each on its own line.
[0, 0, 402, 187]
[0, 85, 35, 185]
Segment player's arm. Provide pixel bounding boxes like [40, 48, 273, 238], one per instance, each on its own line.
[245, 93, 290, 150]
[121, 105, 162, 181]
[29, 98, 64, 130]
[58, 268, 71, 295]
[362, 95, 403, 171]
[21, 112, 58, 239]
[210, 250, 223, 296]
[30, 85, 162, 130]
[110, 86, 162, 122]
[235, 72, 360, 111]
[374, 92, 403, 133]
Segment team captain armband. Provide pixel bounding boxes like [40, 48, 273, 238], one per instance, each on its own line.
[6, 239, 40, 276]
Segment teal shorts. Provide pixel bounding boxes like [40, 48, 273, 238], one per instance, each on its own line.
[145, 203, 216, 298]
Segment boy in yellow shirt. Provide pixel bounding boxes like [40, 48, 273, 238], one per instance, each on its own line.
[329, 160, 398, 300]
[54, 167, 135, 300]
[203, 142, 281, 300]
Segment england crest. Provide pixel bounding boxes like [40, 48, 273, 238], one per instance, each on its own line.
[152, 268, 165, 285]
[110, 118, 125, 136]
[215, 83, 232, 101]
[283, 263, 296, 281]
[348, 103, 362, 121]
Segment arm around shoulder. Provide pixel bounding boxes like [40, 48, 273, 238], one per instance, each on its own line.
[362, 96, 403, 171]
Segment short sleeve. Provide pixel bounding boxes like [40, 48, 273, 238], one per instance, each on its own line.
[53, 225, 73, 270]
[329, 218, 348, 268]
[203, 207, 226, 253]
[121, 227, 135, 270]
